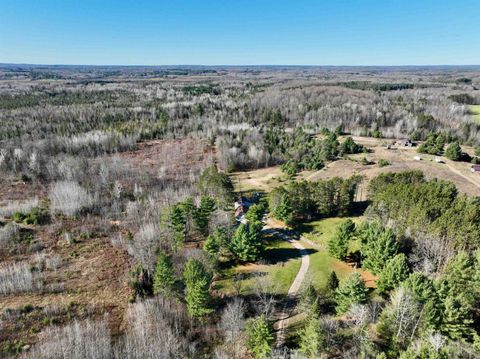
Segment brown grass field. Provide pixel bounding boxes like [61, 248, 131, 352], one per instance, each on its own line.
[231, 136, 480, 199]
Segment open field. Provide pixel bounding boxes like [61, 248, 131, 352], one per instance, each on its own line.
[314, 136, 480, 198]
[470, 105, 480, 122]
[233, 136, 480, 198]
[230, 166, 285, 193]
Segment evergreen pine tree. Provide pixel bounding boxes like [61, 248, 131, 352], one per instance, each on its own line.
[443, 251, 475, 305]
[299, 284, 320, 316]
[170, 204, 187, 244]
[359, 222, 398, 274]
[377, 254, 410, 293]
[197, 165, 234, 209]
[245, 315, 274, 359]
[474, 250, 480, 301]
[403, 272, 435, 303]
[272, 193, 294, 225]
[326, 271, 340, 292]
[335, 272, 369, 314]
[441, 294, 473, 340]
[421, 299, 443, 332]
[328, 219, 355, 260]
[152, 251, 176, 296]
[298, 315, 323, 358]
[183, 258, 213, 319]
[194, 196, 216, 232]
[245, 202, 266, 224]
[445, 142, 462, 161]
[230, 222, 263, 262]
[203, 228, 227, 259]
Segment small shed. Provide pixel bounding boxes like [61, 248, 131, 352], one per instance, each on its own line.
[471, 165, 480, 173]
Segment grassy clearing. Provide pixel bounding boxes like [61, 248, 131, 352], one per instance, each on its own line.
[230, 166, 285, 193]
[298, 216, 377, 291]
[214, 237, 302, 296]
[470, 105, 480, 122]
[297, 216, 362, 248]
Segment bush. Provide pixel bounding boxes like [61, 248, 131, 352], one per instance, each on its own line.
[0, 222, 19, 246]
[0, 261, 40, 294]
[49, 181, 92, 216]
[25, 320, 111, 359]
[0, 197, 39, 218]
[448, 93, 475, 105]
[378, 159, 390, 167]
[114, 296, 193, 359]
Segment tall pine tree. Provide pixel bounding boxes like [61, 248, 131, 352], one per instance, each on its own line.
[359, 222, 398, 274]
[335, 272, 369, 314]
[441, 294, 473, 340]
[298, 315, 323, 358]
[152, 251, 176, 296]
[230, 222, 263, 262]
[183, 258, 213, 319]
[328, 219, 355, 260]
[377, 254, 410, 293]
[245, 315, 274, 359]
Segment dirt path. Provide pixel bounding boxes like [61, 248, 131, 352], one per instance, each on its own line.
[445, 162, 480, 190]
[266, 227, 310, 346]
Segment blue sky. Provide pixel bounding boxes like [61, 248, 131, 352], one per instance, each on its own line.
[0, 0, 479, 65]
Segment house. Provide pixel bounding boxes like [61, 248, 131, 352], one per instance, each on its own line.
[471, 165, 480, 173]
[234, 196, 253, 220]
[234, 194, 260, 222]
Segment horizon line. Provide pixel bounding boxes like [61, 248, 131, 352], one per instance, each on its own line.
[1, 62, 480, 68]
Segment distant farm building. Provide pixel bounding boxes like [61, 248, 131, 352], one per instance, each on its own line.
[471, 165, 480, 173]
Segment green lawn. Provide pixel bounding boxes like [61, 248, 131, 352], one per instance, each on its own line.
[470, 105, 480, 122]
[297, 216, 376, 292]
[297, 216, 363, 248]
[214, 216, 376, 298]
[214, 238, 302, 296]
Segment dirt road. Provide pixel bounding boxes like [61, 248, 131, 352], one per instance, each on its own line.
[267, 227, 310, 346]
[445, 162, 480, 190]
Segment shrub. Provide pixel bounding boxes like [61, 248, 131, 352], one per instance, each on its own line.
[114, 296, 193, 359]
[49, 181, 92, 216]
[0, 261, 40, 295]
[0, 197, 39, 218]
[24, 320, 111, 359]
[378, 159, 390, 167]
[0, 222, 19, 247]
